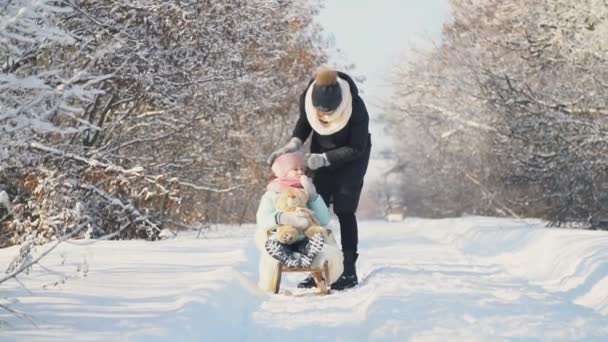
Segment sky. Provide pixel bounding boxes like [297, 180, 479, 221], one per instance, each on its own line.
[316, 0, 449, 176]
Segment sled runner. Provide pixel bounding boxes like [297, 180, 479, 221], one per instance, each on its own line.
[273, 260, 331, 295]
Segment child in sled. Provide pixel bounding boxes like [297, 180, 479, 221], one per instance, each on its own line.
[254, 152, 344, 293]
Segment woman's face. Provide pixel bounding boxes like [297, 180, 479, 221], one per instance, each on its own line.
[286, 167, 305, 178]
[317, 110, 334, 123]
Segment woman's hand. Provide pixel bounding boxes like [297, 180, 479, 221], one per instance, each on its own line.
[267, 137, 303, 165]
[300, 176, 319, 201]
[306, 153, 330, 170]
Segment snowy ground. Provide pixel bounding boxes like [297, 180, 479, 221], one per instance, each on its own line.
[2, 217, 608, 341]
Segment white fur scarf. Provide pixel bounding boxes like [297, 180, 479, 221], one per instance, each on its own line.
[304, 77, 353, 136]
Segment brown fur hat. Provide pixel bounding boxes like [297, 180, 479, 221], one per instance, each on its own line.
[314, 67, 338, 86]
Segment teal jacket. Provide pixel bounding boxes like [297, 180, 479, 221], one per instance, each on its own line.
[256, 191, 330, 242]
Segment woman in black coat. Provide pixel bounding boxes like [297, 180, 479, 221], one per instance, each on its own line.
[267, 67, 371, 290]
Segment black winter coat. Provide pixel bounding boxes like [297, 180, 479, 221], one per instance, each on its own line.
[292, 72, 371, 214]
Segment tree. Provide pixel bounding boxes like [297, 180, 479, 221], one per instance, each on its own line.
[385, 0, 608, 225]
[1, 0, 330, 246]
[1, 0, 108, 246]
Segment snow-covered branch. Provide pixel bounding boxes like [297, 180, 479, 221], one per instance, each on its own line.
[0, 221, 89, 285]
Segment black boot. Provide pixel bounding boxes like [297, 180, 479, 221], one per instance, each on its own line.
[297, 274, 317, 289]
[331, 251, 358, 291]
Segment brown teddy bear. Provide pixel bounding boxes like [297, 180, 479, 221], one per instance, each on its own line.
[274, 186, 331, 245]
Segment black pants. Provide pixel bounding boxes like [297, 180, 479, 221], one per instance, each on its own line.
[316, 192, 359, 253]
[314, 147, 370, 254]
[338, 212, 358, 253]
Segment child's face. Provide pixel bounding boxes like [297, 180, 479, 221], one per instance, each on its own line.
[286, 167, 305, 178]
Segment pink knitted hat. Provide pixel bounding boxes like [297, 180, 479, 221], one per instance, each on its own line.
[271, 152, 305, 178]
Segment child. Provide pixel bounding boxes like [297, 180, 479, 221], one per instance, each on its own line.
[257, 152, 328, 268]
[255, 152, 344, 293]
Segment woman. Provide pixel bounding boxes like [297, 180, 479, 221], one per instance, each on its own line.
[267, 67, 371, 290]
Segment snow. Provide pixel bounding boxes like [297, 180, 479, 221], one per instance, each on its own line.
[0, 191, 10, 210]
[2, 217, 608, 341]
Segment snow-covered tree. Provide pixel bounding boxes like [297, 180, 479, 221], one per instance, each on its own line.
[0, 0, 105, 140]
[385, 0, 608, 225]
[1, 0, 108, 246]
[52, 0, 329, 225]
[0, 0, 329, 246]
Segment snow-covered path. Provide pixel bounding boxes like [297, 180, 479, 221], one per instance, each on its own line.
[2, 217, 608, 341]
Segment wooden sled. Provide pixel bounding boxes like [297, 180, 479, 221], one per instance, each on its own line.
[273, 260, 331, 295]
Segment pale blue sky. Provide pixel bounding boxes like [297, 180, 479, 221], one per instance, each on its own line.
[317, 0, 449, 159]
